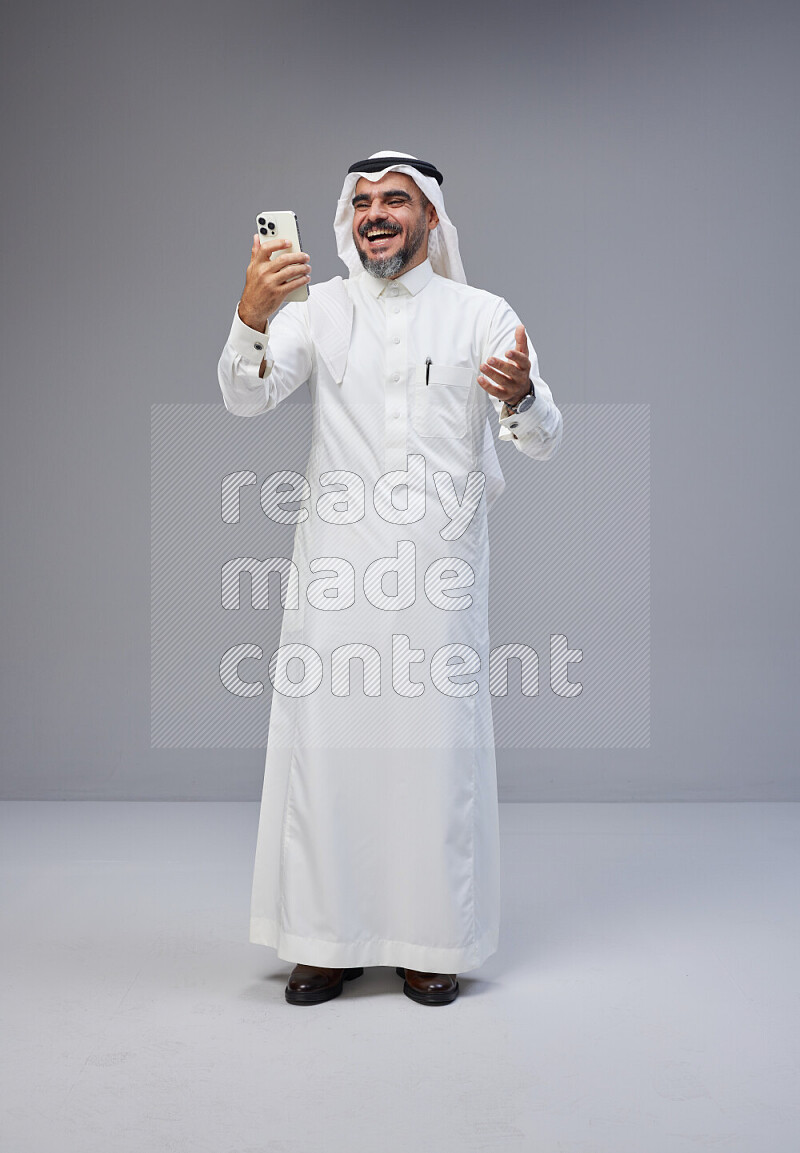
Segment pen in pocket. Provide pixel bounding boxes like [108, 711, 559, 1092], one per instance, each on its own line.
[425, 357, 432, 386]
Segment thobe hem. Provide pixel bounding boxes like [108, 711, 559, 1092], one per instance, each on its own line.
[249, 915, 499, 973]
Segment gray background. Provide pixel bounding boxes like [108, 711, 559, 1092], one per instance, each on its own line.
[1, 0, 797, 799]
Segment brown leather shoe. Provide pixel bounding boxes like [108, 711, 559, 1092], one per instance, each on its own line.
[395, 966, 459, 1005]
[285, 964, 364, 1005]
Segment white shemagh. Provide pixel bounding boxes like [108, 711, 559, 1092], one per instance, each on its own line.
[306, 149, 505, 509]
[308, 149, 467, 383]
[333, 149, 466, 283]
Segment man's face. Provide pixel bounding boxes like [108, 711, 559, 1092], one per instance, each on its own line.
[351, 172, 439, 279]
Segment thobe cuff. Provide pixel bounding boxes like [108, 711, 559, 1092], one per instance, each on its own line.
[498, 389, 550, 442]
[227, 306, 272, 367]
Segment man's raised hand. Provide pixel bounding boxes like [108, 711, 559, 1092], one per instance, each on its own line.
[237, 235, 312, 332]
[478, 323, 532, 409]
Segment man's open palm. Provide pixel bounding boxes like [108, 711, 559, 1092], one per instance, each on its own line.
[478, 323, 532, 408]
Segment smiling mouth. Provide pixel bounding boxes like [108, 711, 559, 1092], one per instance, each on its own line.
[362, 227, 400, 246]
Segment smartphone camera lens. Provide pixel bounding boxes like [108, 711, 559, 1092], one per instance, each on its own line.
[257, 216, 266, 226]
[259, 227, 268, 236]
[267, 221, 276, 231]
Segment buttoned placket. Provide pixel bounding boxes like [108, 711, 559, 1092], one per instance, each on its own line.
[382, 283, 409, 473]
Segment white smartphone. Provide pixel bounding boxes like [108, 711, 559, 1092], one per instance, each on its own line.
[255, 210, 309, 304]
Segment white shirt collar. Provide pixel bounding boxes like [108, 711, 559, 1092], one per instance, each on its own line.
[360, 257, 434, 298]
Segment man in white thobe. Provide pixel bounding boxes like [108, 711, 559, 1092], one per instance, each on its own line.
[218, 151, 563, 1006]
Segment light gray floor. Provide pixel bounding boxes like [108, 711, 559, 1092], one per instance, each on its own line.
[1, 801, 798, 1152]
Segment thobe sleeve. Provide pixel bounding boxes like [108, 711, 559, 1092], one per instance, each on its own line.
[482, 298, 563, 461]
[217, 302, 313, 418]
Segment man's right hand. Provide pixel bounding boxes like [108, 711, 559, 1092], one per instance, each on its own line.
[237, 235, 312, 333]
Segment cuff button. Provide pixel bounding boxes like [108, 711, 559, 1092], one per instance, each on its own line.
[254, 342, 264, 351]
[509, 421, 519, 428]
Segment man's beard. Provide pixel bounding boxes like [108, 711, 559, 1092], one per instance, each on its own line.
[355, 213, 427, 278]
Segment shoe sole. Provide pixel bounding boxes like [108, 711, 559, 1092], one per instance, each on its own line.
[395, 966, 459, 1005]
[285, 966, 364, 1005]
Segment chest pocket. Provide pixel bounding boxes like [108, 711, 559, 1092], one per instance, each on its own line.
[412, 363, 474, 439]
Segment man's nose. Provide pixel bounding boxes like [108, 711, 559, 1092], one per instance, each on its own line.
[367, 200, 388, 220]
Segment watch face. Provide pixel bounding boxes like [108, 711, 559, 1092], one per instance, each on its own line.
[517, 393, 534, 412]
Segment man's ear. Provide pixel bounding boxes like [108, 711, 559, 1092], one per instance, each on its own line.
[427, 204, 440, 230]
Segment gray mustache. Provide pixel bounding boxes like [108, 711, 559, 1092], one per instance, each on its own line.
[358, 221, 401, 238]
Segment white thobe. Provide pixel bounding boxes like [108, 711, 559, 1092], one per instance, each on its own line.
[218, 257, 562, 972]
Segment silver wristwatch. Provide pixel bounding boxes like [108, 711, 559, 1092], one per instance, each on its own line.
[505, 380, 536, 414]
